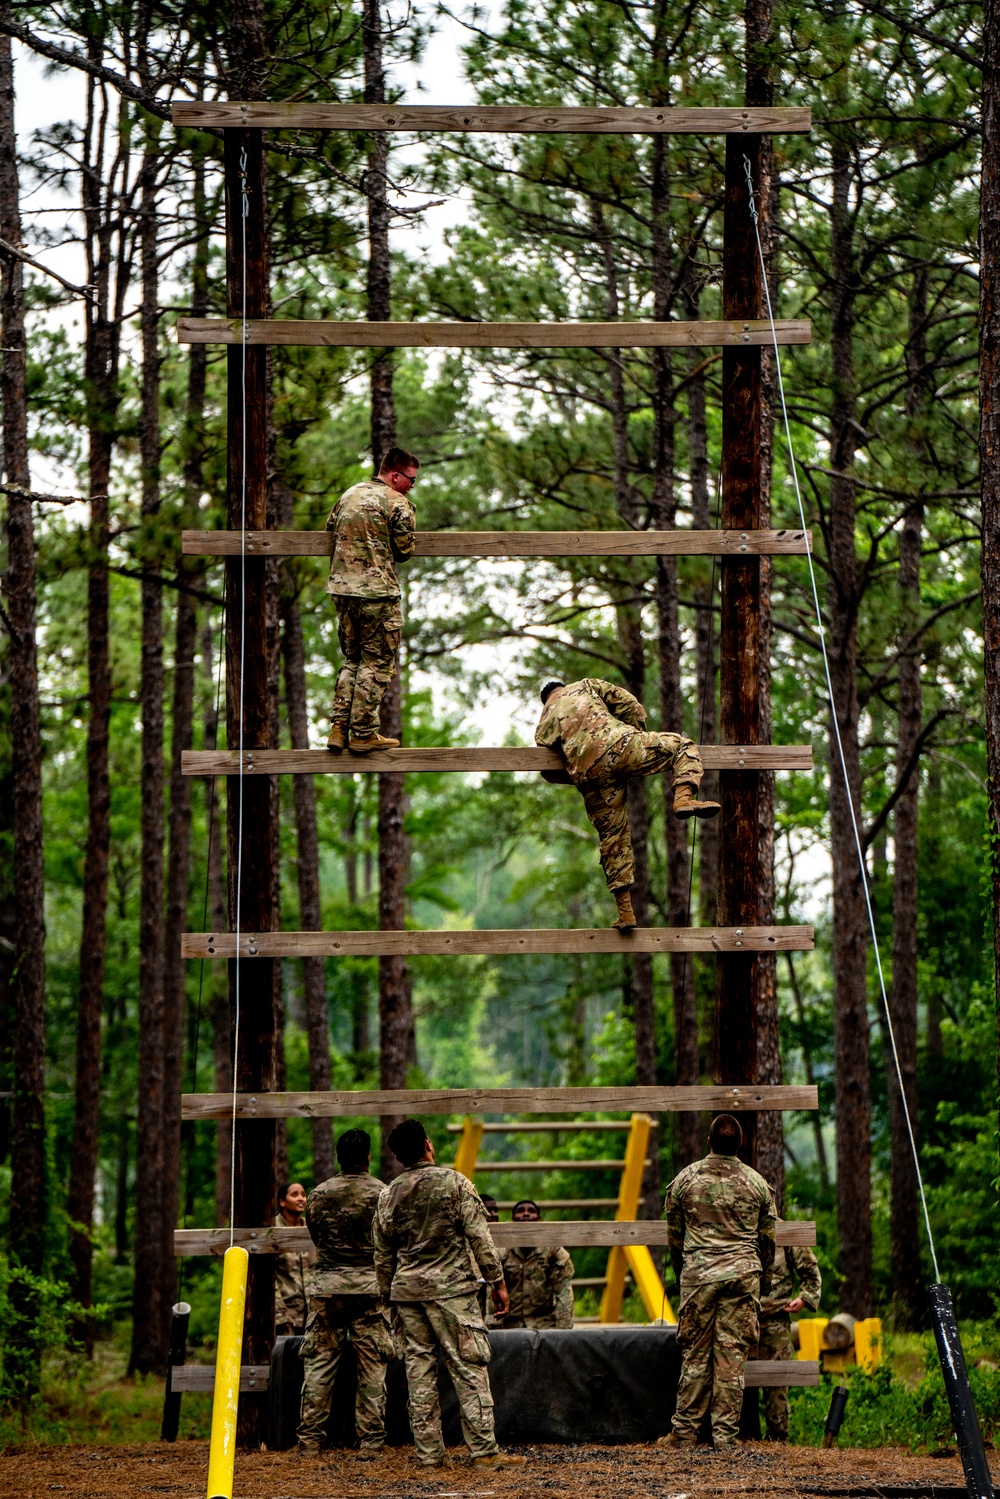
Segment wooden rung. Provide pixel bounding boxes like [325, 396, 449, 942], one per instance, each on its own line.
[467, 1159, 633, 1171]
[495, 1199, 620, 1210]
[177, 317, 811, 350]
[170, 1363, 268, 1393]
[173, 1219, 814, 1256]
[182, 926, 813, 960]
[747, 1360, 819, 1387]
[171, 103, 812, 135]
[573, 1278, 611, 1288]
[446, 1120, 640, 1132]
[182, 745, 813, 776]
[182, 527, 811, 558]
[180, 1083, 818, 1120]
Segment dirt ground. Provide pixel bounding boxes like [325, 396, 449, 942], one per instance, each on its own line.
[0, 1442, 985, 1499]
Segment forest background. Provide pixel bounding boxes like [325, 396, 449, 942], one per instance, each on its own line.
[0, 0, 994, 1427]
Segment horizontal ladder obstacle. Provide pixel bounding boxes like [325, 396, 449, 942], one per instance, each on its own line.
[182, 926, 814, 959]
[180, 1084, 817, 1118]
[182, 528, 811, 557]
[182, 744, 812, 776]
[172, 102, 811, 134]
[177, 317, 810, 349]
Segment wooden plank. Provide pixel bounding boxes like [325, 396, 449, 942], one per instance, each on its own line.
[447, 1120, 636, 1131]
[172, 1219, 814, 1255]
[472, 1159, 629, 1171]
[169, 1364, 269, 1392]
[180, 1083, 818, 1120]
[182, 527, 812, 558]
[177, 317, 811, 349]
[746, 1360, 819, 1388]
[182, 926, 814, 960]
[494, 1200, 620, 1210]
[182, 745, 813, 776]
[172, 103, 812, 135]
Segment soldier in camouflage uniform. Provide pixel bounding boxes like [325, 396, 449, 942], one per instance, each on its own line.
[274, 1182, 316, 1336]
[534, 679, 719, 930]
[373, 1118, 525, 1471]
[325, 447, 418, 755]
[296, 1132, 392, 1456]
[661, 1115, 775, 1449]
[499, 1200, 574, 1330]
[754, 1242, 821, 1441]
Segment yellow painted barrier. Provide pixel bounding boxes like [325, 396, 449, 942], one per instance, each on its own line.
[599, 1115, 673, 1324]
[797, 1316, 829, 1361]
[454, 1117, 485, 1180]
[206, 1245, 249, 1499]
[855, 1317, 882, 1372]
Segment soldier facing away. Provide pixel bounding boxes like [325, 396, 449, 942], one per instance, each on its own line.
[661, 1114, 775, 1450]
[274, 1182, 316, 1336]
[372, 1118, 526, 1471]
[754, 1240, 822, 1441]
[296, 1131, 393, 1456]
[534, 678, 719, 930]
[325, 447, 418, 754]
[499, 1200, 574, 1330]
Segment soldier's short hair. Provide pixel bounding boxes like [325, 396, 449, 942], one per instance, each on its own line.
[337, 1127, 371, 1171]
[378, 446, 420, 475]
[540, 680, 565, 704]
[387, 1117, 428, 1166]
[708, 1114, 743, 1155]
[512, 1198, 541, 1219]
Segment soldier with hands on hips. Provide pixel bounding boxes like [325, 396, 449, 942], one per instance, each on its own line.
[660, 1114, 775, 1450]
[534, 678, 719, 930]
[372, 1118, 526, 1471]
[325, 447, 418, 754]
[296, 1130, 393, 1456]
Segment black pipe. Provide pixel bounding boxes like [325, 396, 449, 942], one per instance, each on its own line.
[161, 1301, 192, 1442]
[822, 1386, 850, 1448]
[928, 1283, 994, 1499]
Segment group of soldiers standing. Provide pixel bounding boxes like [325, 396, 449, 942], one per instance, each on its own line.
[276, 1111, 818, 1463]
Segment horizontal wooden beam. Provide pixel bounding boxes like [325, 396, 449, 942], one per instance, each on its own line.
[180, 1083, 818, 1120]
[446, 1120, 637, 1131]
[173, 1218, 814, 1255]
[177, 317, 811, 350]
[182, 527, 811, 558]
[170, 1358, 817, 1391]
[471, 1159, 633, 1171]
[172, 103, 812, 135]
[182, 926, 813, 960]
[182, 745, 812, 776]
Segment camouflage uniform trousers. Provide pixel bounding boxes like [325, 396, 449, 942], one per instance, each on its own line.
[577, 732, 704, 890]
[297, 1294, 390, 1450]
[395, 1292, 499, 1464]
[671, 1271, 760, 1447]
[753, 1313, 794, 1441]
[330, 599, 402, 740]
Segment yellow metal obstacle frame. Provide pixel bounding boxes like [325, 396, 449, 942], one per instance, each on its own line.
[452, 1113, 675, 1324]
[206, 1246, 249, 1499]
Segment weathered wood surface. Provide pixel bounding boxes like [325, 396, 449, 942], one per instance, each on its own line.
[173, 1218, 814, 1255]
[172, 102, 812, 135]
[180, 1083, 818, 1120]
[182, 926, 814, 960]
[182, 745, 813, 776]
[177, 317, 811, 349]
[749, 1361, 819, 1387]
[169, 1363, 269, 1392]
[182, 527, 811, 558]
[472, 1159, 630, 1171]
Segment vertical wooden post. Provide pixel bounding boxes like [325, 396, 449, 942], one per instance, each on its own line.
[224, 127, 275, 1447]
[716, 133, 763, 1166]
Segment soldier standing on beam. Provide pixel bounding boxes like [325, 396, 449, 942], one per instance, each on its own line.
[373, 1118, 526, 1472]
[660, 1114, 775, 1450]
[534, 678, 720, 930]
[325, 447, 418, 754]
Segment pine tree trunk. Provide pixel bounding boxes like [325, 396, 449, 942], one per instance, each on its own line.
[0, 21, 47, 1398]
[888, 266, 928, 1328]
[200, 621, 231, 1227]
[131, 135, 167, 1376]
[983, 0, 1000, 1157]
[828, 140, 873, 1317]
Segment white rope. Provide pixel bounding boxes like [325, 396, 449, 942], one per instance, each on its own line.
[742, 154, 941, 1283]
[230, 146, 251, 1247]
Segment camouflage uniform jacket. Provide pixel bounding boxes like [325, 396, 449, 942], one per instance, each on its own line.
[372, 1163, 503, 1303]
[273, 1214, 317, 1322]
[325, 479, 415, 599]
[304, 1170, 385, 1298]
[664, 1153, 775, 1292]
[499, 1245, 574, 1327]
[534, 679, 648, 781]
[759, 1244, 821, 1318]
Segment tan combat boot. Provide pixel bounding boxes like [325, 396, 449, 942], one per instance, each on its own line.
[348, 733, 401, 754]
[673, 781, 721, 820]
[612, 887, 637, 931]
[473, 1453, 527, 1469]
[327, 724, 347, 753]
[656, 1433, 696, 1449]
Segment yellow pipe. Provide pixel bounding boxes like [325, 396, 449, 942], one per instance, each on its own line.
[206, 1245, 249, 1499]
[453, 1116, 484, 1179]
